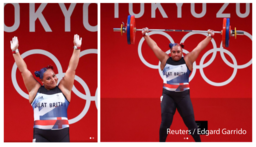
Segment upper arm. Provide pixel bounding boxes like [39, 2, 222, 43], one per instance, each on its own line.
[151, 45, 169, 63]
[21, 69, 41, 103]
[59, 68, 75, 102]
[185, 36, 211, 64]
[151, 45, 169, 70]
[184, 46, 202, 71]
[59, 67, 75, 93]
[185, 46, 202, 65]
[152, 45, 168, 62]
[21, 69, 41, 93]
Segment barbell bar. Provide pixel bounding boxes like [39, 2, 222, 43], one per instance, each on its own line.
[113, 15, 244, 47]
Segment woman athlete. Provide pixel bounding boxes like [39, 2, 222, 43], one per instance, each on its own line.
[142, 28, 214, 142]
[10, 34, 82, 142]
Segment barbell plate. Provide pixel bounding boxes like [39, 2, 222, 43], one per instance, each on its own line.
[127, 15, 131, 44]
[235, 27, 237, 39]
[130, 15, 136, 44]
[121, 23, 123, 36]
[222, 18, 226, 48]
[225, 18, 230, 47]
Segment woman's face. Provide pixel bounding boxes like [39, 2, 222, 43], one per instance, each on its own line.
[171, 45, 183, 61]
[41, 69, 58, 90]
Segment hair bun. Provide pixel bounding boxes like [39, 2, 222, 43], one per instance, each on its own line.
[47, 65, 53, 70]
[169, 43, 174, 49]
[34, 71, 40, 77]
[180, 43, 184, 48]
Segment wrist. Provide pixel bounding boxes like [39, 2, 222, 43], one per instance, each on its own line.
[143, 32, 149, 37]
[12, 49, 19, 54]
[74, 46, 81, 50]
[208, 34, 213, 38]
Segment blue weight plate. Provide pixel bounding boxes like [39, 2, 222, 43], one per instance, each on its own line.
[127, 15, 131, 44]
[225, 18, 230, 47]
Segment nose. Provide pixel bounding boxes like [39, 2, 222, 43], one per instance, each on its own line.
[51, 77, 55, 83]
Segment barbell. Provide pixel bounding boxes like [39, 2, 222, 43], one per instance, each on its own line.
[113, 15, 244, 47]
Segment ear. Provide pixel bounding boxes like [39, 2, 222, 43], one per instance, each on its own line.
[41, 79, 44, 85]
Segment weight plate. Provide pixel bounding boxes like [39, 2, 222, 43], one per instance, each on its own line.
[222, 18, 227, 48]
[225, 18, 230, 47]
[127, 15, 131, 44]
[130, 15, 136, 44]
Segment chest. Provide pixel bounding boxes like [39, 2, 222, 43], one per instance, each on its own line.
[31, 92, 67, 109]
[163, 64, 188, 77]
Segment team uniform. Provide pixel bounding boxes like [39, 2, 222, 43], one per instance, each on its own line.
[159, 57, 201, 142]
[31, 86, 70, 142]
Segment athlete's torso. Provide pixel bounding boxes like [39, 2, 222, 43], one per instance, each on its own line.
[31, 86, 69, 130]
[162, 57, 191, 92]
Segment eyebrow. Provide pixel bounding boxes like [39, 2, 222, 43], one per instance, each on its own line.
[46, 74, 55, 79]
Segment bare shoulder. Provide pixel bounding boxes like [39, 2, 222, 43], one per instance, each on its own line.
[28, 83, 41, 103]
[184, 54, 193, 71]
[160, 55, 169, 70]
[58, 83, 71, 102]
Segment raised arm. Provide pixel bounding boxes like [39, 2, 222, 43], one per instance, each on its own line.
[10, 37, 41, 102]
[184, 30, 215, 70]
[59, 34, 82, 102]
[142, 28, 169, 70]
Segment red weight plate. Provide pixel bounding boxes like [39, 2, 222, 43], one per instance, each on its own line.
[130, 15, 136, 44]
[222, 18, 226, 47]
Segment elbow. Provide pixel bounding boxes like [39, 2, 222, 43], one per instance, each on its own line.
[152, 44, 159, 51]
[18, 68, 27, 74]
[196, 44, 206, 51]
[68, 67, 77, 73]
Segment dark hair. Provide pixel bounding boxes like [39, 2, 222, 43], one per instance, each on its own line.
[169, 43, 184, 50]
[34, 65, 54, 80]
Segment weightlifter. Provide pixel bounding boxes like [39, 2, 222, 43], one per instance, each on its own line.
[142, 27, 215, 142]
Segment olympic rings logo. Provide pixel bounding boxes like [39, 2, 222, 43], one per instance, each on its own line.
[138, 31, 252, 87]
[11, 49, 97, 124]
